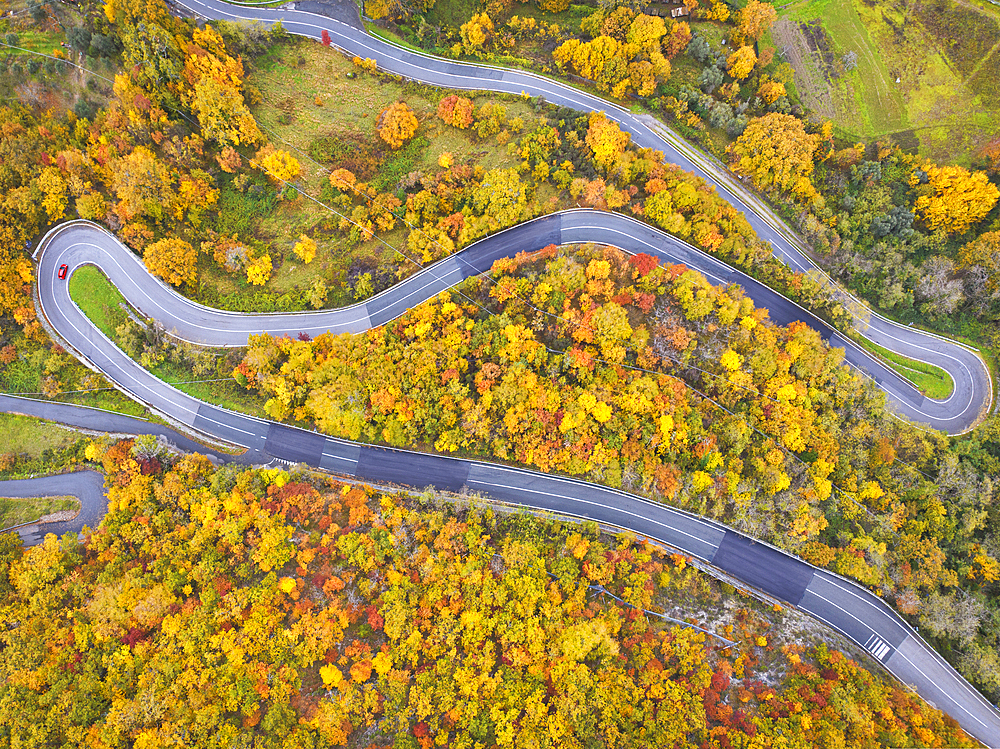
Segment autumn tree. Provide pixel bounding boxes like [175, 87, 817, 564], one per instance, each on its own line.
[35, 167, 68, 222]
[245, 251, 273, 285]
[726, 45, 757, 81]
[626, 13, 666, 49]
[216, 145, 242, 173]
[460, 12, 494, 53]
[144, 237, 197, 286]
[553, 24, 672, 98]
[190, 76, 263, 147]
[110, 146, 174, 223]
[912, 163, 999, 235]
[293, 234, 317, 264]
[181, 26, 264, 147]
[958, 231, 1000, 292]
[76, 192, 108, 221]
[471, 167, 529, 230]
[537, 0, 570, 12]
[586, 111, 631, 172]
[376, 101, 419, 149]
[437, 95, 475, 129]
[255, 145, 302, 184]
[756, 78, 786, 104]
[662, 21, 692, 58]
[984, 137, 1000, 175]
[735, 0, 777, 44]
[728, 113, 821, 200]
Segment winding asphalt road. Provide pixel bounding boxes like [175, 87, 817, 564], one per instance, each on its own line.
[170, 0, 992, 435]
[41, 215, 984, 432]
[3, 4, 997, 740]
[0, 393, 258, 462]
[19, 218, 1000, 745]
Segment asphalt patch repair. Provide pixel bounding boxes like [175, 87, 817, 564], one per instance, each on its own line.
[711, 531, 815, 605]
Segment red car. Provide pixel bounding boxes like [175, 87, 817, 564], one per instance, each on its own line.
[58, 264, 69, 280]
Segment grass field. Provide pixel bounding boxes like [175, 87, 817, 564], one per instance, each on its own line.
[853, 335, 955, 399]
[0, 495, 79, 530]
[772, 0, 906, 135]
[69, 266, 270, 419]
[0, 413, 78, 458]
[244, 37, 554, 300]
[773, 0, 1000, 163]
[68, 265, 131, 337]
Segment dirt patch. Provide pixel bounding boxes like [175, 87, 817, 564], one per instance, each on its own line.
[893, 128, 920, 152]
[800, 19, 839, 77]
[36, 508, 79, 524]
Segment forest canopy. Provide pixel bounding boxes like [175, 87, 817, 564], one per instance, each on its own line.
[0, 446, 975, 747]
[235, 244, 1000, 702]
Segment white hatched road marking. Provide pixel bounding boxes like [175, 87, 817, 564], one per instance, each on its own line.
[865, 633, 892, 661]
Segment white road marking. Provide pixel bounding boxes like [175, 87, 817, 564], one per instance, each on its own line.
[322, 450, 359, 464]
[467, 476, 720, 556]
[864, 633, 892, 660]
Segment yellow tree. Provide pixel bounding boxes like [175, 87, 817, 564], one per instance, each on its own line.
[585, 112, 631, 172]
[460, 12, 494, 53]
[76, 192, 108, 221]
[377, 102, 419, 149]
[246, 252, 273, 285]
[35, 168, 68, 222]
[110, 146, 174, 222]
[471, 168, 528, 231]
[736, 0, 778, 44]
[626, 14, 666, 49]
[255, 146, 302, 184]
[958, 231, 1000, 290]
[912, 163, 999, 235]
[0, 227, 32, 319]
[756, 78, 786, 104]
[728, 113, 820, 197]
[293, 234, 317, 264]
[190, 76, 264, 147]
[329, 168, 357, 193]
[726, 45, 757, 81]
[144, 238, 197, 287]
[180, 26, 264, 147]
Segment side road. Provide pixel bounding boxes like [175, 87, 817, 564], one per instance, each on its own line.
[0, 471, 106, 547]
[0, 394, 257, 463]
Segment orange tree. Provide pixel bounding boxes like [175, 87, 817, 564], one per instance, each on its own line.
[377, 101, 419, 149]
